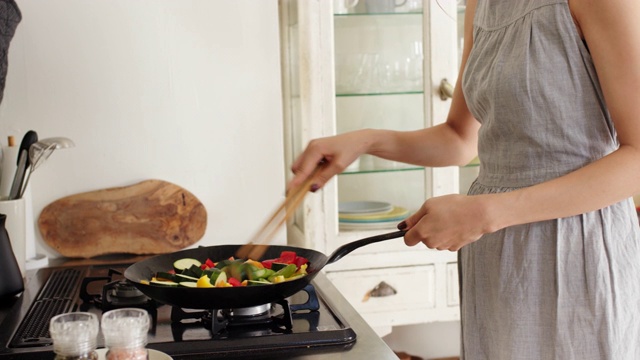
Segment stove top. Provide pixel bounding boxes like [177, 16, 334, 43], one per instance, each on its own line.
[0, 262, 356, 359]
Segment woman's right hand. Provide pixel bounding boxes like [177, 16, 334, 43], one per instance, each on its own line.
[288, 129, 375, 193]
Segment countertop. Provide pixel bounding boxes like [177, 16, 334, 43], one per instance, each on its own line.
[0, 255, 400, 360]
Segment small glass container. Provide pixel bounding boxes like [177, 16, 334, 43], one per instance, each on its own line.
[101, 308, 150, 360]
[49, 312, 99, 360]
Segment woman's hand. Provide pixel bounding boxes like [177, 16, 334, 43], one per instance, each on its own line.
[399, 194, 496, 251]
[288, 129, 375, 193]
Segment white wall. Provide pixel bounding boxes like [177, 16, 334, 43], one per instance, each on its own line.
[0, 0, 286, 260]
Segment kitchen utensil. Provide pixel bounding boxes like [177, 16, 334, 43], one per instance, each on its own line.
[8, 130, 37, 200]
[124, 230, 406, 309]
[19, 137, 75, 198]
[236, 162, 325, 261]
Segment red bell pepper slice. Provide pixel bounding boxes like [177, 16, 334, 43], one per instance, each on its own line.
[228, 277, 242, 287]
[278, 251, 297, 264]
[293, 256, 308, 268]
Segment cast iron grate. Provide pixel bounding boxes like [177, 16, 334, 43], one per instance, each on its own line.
[10, 268, 82, 348]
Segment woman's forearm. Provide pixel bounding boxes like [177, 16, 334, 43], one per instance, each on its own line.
[489, 145, 640, 231]
[364, 122, 479, 168]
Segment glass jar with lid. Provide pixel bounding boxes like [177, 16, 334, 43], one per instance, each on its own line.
[49, 312, 99, 360]
[100, 308, 150, 360]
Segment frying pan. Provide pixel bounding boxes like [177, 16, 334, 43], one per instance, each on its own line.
[124, 230, 406, 309]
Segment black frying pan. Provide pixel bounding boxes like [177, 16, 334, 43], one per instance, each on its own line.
[124, 230, 406, 309]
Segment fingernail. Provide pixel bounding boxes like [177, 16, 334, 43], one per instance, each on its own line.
[310, 184, 320, 193]
[397, 221, 407, 230]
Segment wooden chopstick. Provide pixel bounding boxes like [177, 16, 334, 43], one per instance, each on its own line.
[235, 164, 323, 260]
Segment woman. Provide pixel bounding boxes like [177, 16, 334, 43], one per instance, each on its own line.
[288, 0, 640, 359]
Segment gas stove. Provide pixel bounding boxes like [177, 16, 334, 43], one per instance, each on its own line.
[0, 261, 356, 359]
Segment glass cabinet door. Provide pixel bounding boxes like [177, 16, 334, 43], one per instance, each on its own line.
[333, 5, 428, 239]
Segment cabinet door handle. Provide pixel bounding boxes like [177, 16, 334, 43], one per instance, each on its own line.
[362, 281, 397, 302]
[439, 78, 454, 100]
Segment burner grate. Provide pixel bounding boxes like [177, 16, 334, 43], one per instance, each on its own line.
[10, 268, 82, 348]
[38, 268, 82, 301]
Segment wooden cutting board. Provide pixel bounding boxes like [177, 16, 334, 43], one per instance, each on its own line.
[38, 179, 207, 258]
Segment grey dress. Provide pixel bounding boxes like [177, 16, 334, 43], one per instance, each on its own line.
[460, 1, 640, 359]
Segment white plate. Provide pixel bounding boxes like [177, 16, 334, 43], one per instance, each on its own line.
[339, 206, 409, 223]
[339, 220, 402, 231]
[95, 348, 173, 360]
[338, 201, 392, 214]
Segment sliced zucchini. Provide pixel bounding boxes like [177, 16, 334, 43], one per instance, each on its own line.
[173, 258, 202, 272]
[178, 281, 198, 288]
[247, 279, 271, 286]
[207, 268, 223, 283]
[188, 264, 204, 278]
[214, 271, 228, 287]
[150, 279, 179, 287]
[174, 273, 199, 282]
[156, 271, 178, 282]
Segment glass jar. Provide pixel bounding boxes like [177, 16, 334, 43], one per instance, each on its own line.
[101, 308, 150, 360]
[49, 312, 99, 360]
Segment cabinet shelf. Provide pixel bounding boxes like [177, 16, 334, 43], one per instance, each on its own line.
[340, 162, 478, 177]
[341, 166, 424, 175]
[334, 12, 422, 17]
[336, 90, 423, 97]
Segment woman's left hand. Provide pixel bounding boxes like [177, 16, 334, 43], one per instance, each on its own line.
[399, 194, 494, 251]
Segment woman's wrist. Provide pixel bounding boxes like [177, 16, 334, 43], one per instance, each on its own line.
[478, 192, 517, 234]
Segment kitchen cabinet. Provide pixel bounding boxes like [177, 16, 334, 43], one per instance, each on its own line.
[279, 0, 465, 335]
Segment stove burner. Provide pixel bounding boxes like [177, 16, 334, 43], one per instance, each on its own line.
[108, 280, 145, 298]
[226, 304, 270, 318]
[170, 283, 321, 336]
[79, 268, 158, 323]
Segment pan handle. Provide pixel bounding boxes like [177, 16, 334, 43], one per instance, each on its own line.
[325, 230, 406, 266]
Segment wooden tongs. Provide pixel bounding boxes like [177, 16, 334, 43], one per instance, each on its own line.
[236, 163, 324, 260]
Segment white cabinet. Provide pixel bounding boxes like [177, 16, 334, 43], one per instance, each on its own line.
[279, 0, 465, 332]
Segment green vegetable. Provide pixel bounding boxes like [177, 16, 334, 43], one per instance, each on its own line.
[178, 281, 197, 288]
[207, 268, 223, 284]
[156, 271, 178, 282]
[247, 279, 271, 286]
[187, 264, 204, 278]
[173, 258, 202, 272]
[268, 264, 297, 282]
[174, 273, 199, 282]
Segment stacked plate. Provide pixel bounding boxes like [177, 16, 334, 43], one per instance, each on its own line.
[339, 201, 409, 230]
